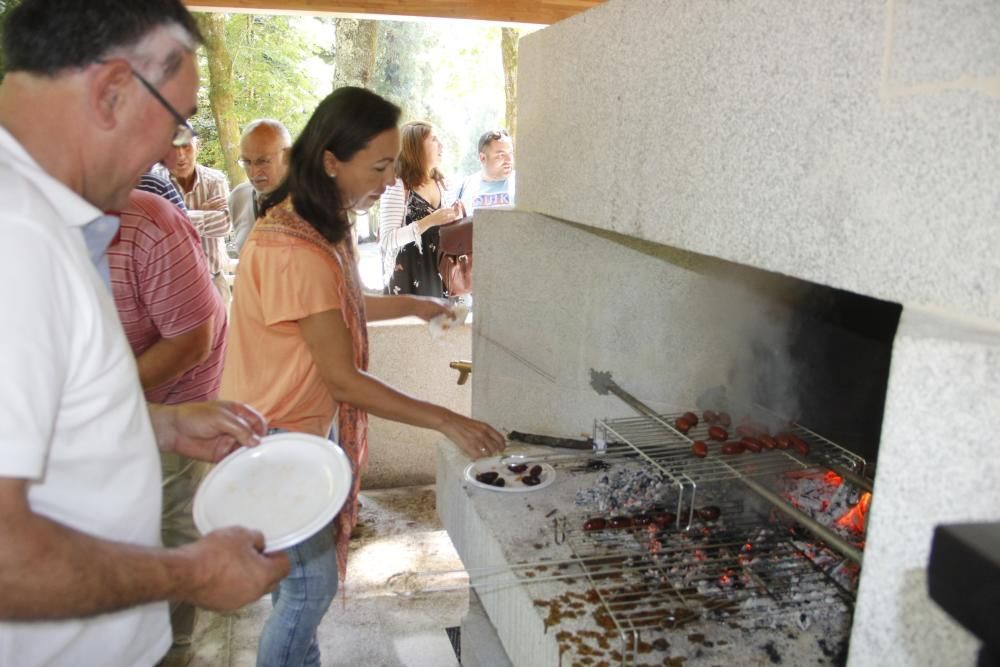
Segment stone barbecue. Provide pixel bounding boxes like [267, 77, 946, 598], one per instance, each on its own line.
[438, 1, 1000, 665]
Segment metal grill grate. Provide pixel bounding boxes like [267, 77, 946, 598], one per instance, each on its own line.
[561, 505, 857, 665]
[582, 412, 872, 538]
[593, 412, 868, 485]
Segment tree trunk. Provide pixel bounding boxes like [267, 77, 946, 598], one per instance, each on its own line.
[332, 18, 379, 89]
[195, 12, 243, 186]
[500, 27, 520, 140]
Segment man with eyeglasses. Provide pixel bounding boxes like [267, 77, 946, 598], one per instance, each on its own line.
[155, 137, 233, 308]
[456, 128, 516, 214]
[229, 119, 292, 254]
[0, 1, 289, 665]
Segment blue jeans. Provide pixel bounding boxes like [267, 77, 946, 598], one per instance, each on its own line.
[256, 522, 339, 667]
[257, 427, 339, 667]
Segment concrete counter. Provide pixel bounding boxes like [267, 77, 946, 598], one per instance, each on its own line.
[364, 317, 471, 489]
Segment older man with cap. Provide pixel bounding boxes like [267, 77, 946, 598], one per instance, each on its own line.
[0, 1, 289, 666]
[155, 136, 233, 307]
[229, 118, 292, 254]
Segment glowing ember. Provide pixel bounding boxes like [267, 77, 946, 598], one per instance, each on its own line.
[835, 492, 872, 533]
[824, 471, 843, 486]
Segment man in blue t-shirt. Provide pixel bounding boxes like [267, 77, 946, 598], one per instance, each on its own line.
[456, 129, 515, 214]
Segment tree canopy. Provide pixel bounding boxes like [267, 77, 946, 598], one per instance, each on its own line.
[190, 13, 529, 185]
[0, 7, 528, 188]
[191, 13, 331, 173]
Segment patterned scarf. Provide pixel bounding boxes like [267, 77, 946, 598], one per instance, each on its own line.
[257, 197, 369, 583]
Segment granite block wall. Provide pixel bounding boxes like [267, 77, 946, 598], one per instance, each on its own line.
[516, 0, 1000, 322]
[848, 308, 1000, 666]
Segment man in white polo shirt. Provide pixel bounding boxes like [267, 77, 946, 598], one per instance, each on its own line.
[0, 2, 289, 666]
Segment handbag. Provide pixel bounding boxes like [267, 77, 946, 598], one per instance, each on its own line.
[437, 217, 473, 296]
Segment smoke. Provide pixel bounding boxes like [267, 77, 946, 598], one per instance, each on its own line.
[727, 296, 802, 430]
[693, 267, 807, 432]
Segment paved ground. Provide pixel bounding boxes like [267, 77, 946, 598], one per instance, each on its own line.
[163, 485, 467, 667]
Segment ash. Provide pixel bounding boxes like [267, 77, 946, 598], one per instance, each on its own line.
[775, 473, 864, 537]
[574, 463, 671, 512]
[771, 472, 866, 591]
[553, 462, 854, 665]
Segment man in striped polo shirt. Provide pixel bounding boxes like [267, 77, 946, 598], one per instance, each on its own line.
[108, 188, 228, 655]
[109, 188, 226, 405]
[138, 169, 188, 213]
[155, 137, 232, 308]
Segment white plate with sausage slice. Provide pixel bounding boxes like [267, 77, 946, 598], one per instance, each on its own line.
[463, 456, 555, 493]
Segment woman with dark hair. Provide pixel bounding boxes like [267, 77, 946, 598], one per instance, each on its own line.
[378, 120, 464, 297]
[221, 88, 505, 667]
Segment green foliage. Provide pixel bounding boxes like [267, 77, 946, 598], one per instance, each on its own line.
[191, 13, 331, 171]
[0, 0, 23, 82]
[369, 19, 510, 180]
[0, 5, 523, 193]
[371, 21, 435, 121]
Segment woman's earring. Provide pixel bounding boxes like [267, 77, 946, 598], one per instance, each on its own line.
[327, 171, 336, 179]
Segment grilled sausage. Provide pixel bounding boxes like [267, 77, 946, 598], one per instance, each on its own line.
[583, 517, 607, 531]
[740, 437, 763, 453]
[718, 412, 732, 427]
[675, 417, 693, 434]
[609, 516, 633, 529]
[691, 440, 709, 458]
[703, 410, 719, 424]
[759, 435, 778, 450]
[721, 441, 745, 455]
[682, 412, 699, 426]
[697, 506, 721, 522]
[790, 435, 810, 456]
[708, 425, 729, 441]
[775, 434, 793, 450]
[653, 511, 676, 528]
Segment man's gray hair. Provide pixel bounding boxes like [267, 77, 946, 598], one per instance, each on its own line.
[242, 119, 292, 147]
[125, 24, 199, 84]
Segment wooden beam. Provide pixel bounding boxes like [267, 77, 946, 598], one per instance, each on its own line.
[183, 0, 603, 25]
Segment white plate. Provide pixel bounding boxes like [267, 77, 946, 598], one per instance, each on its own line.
[193, 433, 352, 553]
[429, 305, 470, 339]
[463, 457, 556, 493]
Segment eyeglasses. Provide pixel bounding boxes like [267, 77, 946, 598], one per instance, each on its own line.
[238, 152, 284, 170]
[128, 66, 197, 147]
[98, 59, 197, 147]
